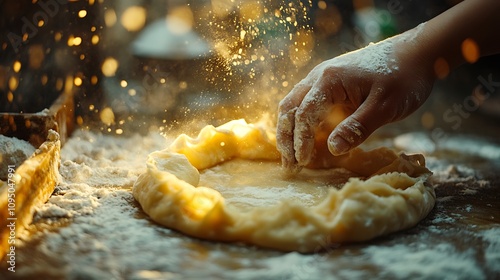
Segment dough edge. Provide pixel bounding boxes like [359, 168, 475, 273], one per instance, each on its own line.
[133, 119, 435, 253]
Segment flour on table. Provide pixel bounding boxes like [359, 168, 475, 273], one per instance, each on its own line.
[0, 135, 35, 180]
[8, 126, 497, 279]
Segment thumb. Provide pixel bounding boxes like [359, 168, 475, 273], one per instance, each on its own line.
[327, 96, 391, 156]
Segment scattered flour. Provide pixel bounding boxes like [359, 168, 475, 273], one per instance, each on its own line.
[364, 243, 485, 279]
[430, 212, 456, 224]
[399, 22, 426, 43]
[34, 183, 101, 219]
[34, 108, 51, 116]
[334, 39, 397, 75]
[395, 132, 500, 161]
[481, 227, 500, 273]
[0, 135, 35, 180]
[6, 128, 498, 279]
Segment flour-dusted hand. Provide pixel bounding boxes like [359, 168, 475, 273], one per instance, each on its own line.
[277, 29, 435, 172]
[277, 0, 500, 172]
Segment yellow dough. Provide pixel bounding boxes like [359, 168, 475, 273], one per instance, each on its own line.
[133, 120, 435, 252]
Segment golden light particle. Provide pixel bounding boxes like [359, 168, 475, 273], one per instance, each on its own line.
[433, 57, 449, 79]
[289, 30, 314, 67]
[74, 77, 83, 86]
[78, 10, 87, 18]
[89, 0, 95, 5]
[89, 104, 95, 110]
[116, 128, 124, 135]
[54, 32, 62, 42]
[104, 9, 117, 27]
[100, 107, 115, 126]
[7, 92, 14, 102]
[461, 38, 480, 64]
[91, 75, 98, 85]
[282, 81, 289, 87]
[91, 35, 100, 45]
[179, 81, 188, 89]
[73, 37, 82, 46]
[120, 80, 128, 87]
[9, 77, 18, 91]
[318, 1, 327, 9]
[121, 6, 147, 32]
[76, 116, 84, 125]
[65, 75, 74, 93]
[80, 54, 85, 60]
[67, 36, 74, 46]
[38, 20, 44, 27]
[13, 61, 21, 72]
[67, 36, 82, 47]
[101, 57, 119, 77]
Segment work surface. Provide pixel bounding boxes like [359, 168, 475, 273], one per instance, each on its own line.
[1, 121, 499, 280]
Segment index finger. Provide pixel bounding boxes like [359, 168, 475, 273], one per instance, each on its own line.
[277, 82, 311, 172]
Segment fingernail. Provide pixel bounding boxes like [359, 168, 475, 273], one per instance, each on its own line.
[281, 156, 302, 175]
[329, 135, 350, 156]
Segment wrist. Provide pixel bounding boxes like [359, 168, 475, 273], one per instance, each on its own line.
[388, 25, 438, 82]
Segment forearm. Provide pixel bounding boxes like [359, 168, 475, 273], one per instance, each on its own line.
[411, 0, 500, 75]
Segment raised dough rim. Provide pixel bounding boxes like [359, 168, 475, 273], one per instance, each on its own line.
[133, 119, 436, 252]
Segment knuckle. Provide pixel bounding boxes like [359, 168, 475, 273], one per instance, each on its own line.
[278, 98, 292, 112]
[295, 106, 309, 123]
[344, 117, 369, 141]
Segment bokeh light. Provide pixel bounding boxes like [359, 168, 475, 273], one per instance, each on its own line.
[461, 38, 480, 64]
[434, 57, 449, 79]
[121, 6, 147, 32]
[101, 57, 119, 77]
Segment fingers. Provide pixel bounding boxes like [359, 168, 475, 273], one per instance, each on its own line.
[278, 70, 350, 171]
[327, 90, 392, 156]
[293, 76, 347, 167]
[327, 117, 368, 156]
[293, 88, 329, 166]
[277, 82, 311, 172]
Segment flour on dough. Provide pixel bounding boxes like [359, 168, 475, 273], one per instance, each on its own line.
[133, 120, 435, 252]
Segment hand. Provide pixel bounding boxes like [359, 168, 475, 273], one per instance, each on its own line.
[277, 32, 435, 172]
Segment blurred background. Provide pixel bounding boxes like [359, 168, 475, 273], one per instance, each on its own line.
[1, 0, 498, 136]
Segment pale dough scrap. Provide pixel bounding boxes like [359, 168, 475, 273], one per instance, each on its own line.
[133, 120, 435, 252]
